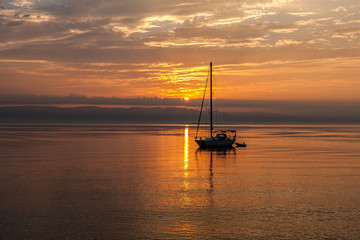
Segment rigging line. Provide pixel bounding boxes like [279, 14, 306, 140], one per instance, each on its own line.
[215, 82, 225, 125]
[213, 76, 225, 126]
[213, 80, 220, 126]
[213, 81, 218, 126]
[195, 68, 210, 139]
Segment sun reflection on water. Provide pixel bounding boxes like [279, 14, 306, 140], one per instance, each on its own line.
[183, 126, 190, 205]
[184, 126, 189, 170]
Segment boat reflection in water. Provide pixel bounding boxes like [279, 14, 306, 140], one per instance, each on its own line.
[195, 147, 236, 194]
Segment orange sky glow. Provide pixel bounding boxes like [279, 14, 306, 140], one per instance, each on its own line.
[0, 0, 360, 101]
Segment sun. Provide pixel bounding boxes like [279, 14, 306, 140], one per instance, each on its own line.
[184, 97, 189, 101]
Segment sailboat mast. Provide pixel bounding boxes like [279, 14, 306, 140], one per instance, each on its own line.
[210, 62, 213, 137]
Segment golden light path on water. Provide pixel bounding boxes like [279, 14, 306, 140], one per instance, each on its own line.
[183, 126, 190, 206]
[184, 126, 189, 170]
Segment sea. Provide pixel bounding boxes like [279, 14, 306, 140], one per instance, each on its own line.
[1, 124, 360, 239]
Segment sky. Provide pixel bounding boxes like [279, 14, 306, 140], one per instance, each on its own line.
[0, 0, 360, 102]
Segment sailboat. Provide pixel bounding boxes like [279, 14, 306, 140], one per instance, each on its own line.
[195, 62, 237, 148]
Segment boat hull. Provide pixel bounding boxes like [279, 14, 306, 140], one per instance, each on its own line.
[196, 138, 235, 148]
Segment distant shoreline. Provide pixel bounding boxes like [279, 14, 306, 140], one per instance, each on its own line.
[1, 105, 359, 125]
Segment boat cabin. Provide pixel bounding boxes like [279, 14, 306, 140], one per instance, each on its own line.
[213, 130, 236, 140]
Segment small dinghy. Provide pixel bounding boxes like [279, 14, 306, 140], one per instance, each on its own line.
[236, 142, 247, 147]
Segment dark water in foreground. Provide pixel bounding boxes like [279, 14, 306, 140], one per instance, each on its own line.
[1, 124, 360, 239]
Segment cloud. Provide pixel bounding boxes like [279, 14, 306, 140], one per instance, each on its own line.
[332, 6, 347, 12]
[0, 0, 359, 100]
[9, 0, 35, 7]
[1, 95, 360, 118]
[6, 20, 23, 26]
[1, 0, 358, 52]
[275, 39, 302, 46]
[1, 103, 360, 124]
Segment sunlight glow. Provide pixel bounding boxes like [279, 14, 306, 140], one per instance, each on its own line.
[184, 126, 189, 170]
[182, 126, 190, 206]
[156, 65, 209, 99]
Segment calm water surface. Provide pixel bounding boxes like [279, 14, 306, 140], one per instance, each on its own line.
[1, 124, 360, 239]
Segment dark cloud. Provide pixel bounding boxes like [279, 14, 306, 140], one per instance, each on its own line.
[169, 24, 264, 41]
[1, 104, 359, 124]
[6, 20, 23, 26]
[0, 95, 186, 106]
[1, 41, 358, 66]
[1, 95, 359, 119]
[35, 0, 249, 18]
[0, 105, 199, 123]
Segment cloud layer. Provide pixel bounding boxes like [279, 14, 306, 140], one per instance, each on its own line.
[0, 0, 359, 100]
